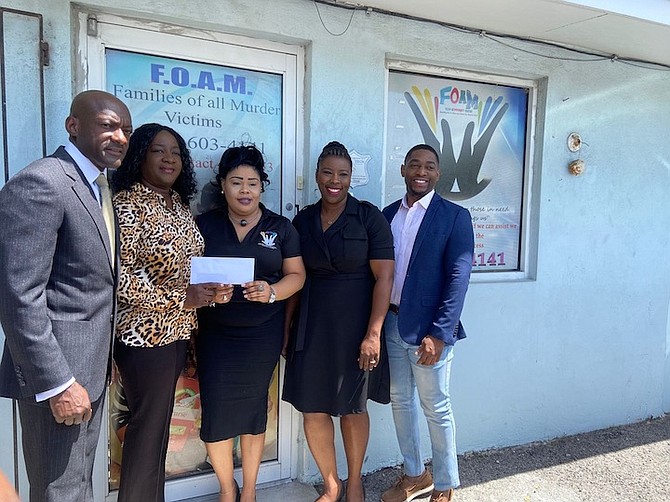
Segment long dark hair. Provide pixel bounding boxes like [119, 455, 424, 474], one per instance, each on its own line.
[111, 123, 198, 203]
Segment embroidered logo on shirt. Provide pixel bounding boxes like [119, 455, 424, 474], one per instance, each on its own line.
[259, 231, 278, 249]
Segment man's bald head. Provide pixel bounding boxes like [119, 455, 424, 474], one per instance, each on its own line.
[65, 90, 133, 171]
[69, 90, 129, 119]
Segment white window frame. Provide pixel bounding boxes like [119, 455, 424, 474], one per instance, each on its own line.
[385, 59, 538, 282]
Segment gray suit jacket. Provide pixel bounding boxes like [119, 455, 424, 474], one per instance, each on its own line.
[0, 147, 115, 402]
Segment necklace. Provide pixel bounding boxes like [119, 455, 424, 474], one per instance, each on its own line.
[229, 209, 261, 227]
[321, 208, 344, 226]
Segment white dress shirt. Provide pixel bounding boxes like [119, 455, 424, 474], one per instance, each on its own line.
[65, 141, 105, 206]
[390, 190, 435, 306]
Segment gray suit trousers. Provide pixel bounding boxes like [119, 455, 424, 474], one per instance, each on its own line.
[17, 394, 104, 502]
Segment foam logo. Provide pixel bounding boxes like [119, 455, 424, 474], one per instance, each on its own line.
[403, 85, 510, 201]
[439, 86, 480, 110]
[150, 64, 248, 94]
[409, 85, 483, 133]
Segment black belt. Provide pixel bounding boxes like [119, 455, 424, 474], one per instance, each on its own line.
[389, 303, 399, 314]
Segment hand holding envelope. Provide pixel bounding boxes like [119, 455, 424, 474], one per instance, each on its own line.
[190, 257, 255, 285]
[189, 257, 254, 307]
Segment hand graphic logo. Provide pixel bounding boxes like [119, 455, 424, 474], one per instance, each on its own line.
[405, 89, 509, 201]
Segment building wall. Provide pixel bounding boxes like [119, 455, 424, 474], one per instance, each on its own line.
[1, 0, 669, 485]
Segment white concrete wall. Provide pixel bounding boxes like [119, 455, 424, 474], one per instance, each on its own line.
[1, 0, 669, 485]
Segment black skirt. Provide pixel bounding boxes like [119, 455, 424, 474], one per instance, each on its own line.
[196, 311, 283, 442]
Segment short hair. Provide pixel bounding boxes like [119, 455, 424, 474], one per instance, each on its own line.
[110, 123, 197, 203]
[404, 144, 440, 165]
[215, 144, 269, 194]
[317, 141, 352, 171]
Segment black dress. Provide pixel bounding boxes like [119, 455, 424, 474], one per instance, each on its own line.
[282, 195, 394, 416]
[196, 206, 301, 441]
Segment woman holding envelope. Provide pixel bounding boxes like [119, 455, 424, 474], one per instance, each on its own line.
[111, 123, 228, 502]
[196, 144, 305, 502]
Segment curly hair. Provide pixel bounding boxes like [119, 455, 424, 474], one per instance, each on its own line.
[214, 144, 269, 203]
[111, 123, 198, 203]
[316, 141, 352, 172]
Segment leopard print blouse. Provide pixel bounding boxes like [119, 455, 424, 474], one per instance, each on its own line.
[114, 183, 204, 347]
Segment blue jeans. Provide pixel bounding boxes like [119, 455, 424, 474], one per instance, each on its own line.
[384, 311, 460, 491]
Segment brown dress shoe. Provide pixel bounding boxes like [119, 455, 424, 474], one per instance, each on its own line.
[381, 469, 434, 502]
[429, 488, 454, 502]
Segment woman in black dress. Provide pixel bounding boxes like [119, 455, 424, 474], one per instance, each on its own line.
[196, 145, 305, 502]
[282, 141, 394, 502]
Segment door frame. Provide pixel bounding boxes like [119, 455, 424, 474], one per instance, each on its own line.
[74, 9, 304, 500]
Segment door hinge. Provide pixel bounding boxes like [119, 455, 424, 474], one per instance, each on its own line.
[40, 40, 49, 67]
[87, 15, 98, 37]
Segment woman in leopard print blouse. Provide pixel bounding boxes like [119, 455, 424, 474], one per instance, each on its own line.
[110, 123, 230, 502]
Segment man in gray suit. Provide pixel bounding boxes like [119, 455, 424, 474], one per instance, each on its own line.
[0, 90, 132, 501]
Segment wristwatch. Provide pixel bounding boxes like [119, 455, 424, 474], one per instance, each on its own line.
[268, 286, 276, 304]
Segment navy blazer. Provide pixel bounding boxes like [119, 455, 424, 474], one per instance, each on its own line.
[383, 193, 474, 346]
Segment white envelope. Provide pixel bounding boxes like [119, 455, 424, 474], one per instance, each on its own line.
[190, 257, 255, 285]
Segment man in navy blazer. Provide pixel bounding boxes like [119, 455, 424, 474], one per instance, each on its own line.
[0, 90, 132, 501]
[381, 144, 473, 502]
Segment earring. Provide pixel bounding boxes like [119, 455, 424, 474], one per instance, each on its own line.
[220, 190, 224, 195]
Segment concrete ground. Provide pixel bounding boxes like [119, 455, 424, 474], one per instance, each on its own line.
[190, 414, 670, 501]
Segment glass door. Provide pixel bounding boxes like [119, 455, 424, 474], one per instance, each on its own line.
[78, 11, 303, 500]
[103, 49, 286, 215]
